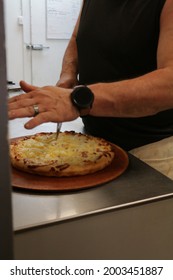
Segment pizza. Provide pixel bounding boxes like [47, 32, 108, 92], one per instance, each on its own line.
[10, 131, 115, 177]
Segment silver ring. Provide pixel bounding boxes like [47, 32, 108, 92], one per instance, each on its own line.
[33, 104, 39, 116]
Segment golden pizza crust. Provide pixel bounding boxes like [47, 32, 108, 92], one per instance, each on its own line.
[10, 131, 115, 177]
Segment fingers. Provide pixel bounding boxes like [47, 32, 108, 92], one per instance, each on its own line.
[8, 86, 43, 107]
[24, 112, 50, 129]
[9, 105, 39, 120]
[20, 80, 38, 93]
[8, 90, 60, 125]
[24, 111, 55, 129]
[8, 85, 78, 128]
[9, 102, 56, 128]
[8, 93, 42, 120]
[8, 94, 33, 107]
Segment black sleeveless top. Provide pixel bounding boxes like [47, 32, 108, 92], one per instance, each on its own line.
[76, 0, 173, 150]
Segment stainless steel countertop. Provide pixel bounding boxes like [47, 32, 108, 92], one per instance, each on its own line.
[9, 92, 173, 232]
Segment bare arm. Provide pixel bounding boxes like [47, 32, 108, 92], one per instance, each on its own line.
[56, 1, 84, 88]
[88, 0, 173, 118]
[8, 0, 173, 129]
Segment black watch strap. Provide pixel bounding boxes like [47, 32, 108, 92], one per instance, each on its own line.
[71, 85, 94, 117]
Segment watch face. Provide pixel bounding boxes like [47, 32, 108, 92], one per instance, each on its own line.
[72, 86, 94, 108]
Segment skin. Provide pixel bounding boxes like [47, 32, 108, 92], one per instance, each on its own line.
[8, 0, 173, 130]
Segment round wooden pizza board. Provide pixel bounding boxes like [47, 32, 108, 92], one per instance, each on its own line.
[11, 140, 129, 192]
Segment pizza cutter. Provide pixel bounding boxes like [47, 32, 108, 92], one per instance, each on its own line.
[44, 122, 62, 143]
[55, 122, 62, 140]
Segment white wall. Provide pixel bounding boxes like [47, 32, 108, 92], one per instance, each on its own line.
[4, 0, 81, 86]
[4, 0, 24, 84]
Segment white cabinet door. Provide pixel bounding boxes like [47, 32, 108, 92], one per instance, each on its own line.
[22, 0, 81, 86]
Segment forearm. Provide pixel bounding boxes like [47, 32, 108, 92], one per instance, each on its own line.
[57, 2, 83, 87]
[89, 67, 173, 118]
[56, 36, 78, 88]
[59, 35, 78, 79]
[84, 0, 173, 118]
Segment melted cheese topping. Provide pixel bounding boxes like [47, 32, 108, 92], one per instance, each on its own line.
[12, 132, 112, 166]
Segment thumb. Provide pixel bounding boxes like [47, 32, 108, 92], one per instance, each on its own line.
[20, 80, 38, 93]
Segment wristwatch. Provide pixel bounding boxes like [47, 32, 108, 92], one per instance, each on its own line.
[71, 85, 94, 116]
